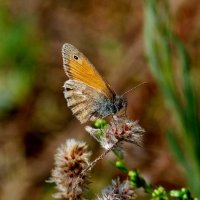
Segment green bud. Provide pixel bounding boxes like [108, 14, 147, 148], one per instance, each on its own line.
[128, 170, 139, 187]
[170, 190, 182, 197]
[128, 170, 138, 179]
[128, 170, 147, 188]
[182, 194, 188, 200]
[158, 186, 165, 192]
[93, 119, 108, 128]
[151, 187, 168, 200]
[181, 188, 187, 192]
[181, 188, 190, 195]
[115, 161, 128, 173]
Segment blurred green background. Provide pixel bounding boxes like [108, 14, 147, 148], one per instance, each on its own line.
[0, 0, 200, 199]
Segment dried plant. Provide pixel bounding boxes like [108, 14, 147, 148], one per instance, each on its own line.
[85, 115, 144, 150]
[97, 178, 136, 200]
[48, 139, 91, 199]
[48, 115, 143, 199]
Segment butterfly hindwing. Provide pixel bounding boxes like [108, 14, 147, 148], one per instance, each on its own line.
[64, 80, 112, 123]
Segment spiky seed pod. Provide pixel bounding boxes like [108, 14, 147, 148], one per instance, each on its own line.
[48, 139, 91, 199]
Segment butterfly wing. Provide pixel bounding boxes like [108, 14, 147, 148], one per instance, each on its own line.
[63, 80, 113, 123]
[62, 43, 115, 99]
[62, 43, 117, 123]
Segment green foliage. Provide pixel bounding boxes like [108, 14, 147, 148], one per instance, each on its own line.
[0, 4, 42, 116]
[151, 186, 168, 200]
[144, 0, 200, 196]
[115, 160, 198, 200]
[170, 188, 195, 200]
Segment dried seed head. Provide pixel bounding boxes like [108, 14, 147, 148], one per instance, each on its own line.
[86, 115, 145, 150]
[48, 139, 91, 199]
[97, 178, 136, 200]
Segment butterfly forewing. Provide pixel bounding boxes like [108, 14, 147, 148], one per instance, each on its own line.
[62, 43, 115, 98]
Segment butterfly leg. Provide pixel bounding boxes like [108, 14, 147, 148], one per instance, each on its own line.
[111, 115, 118, 132]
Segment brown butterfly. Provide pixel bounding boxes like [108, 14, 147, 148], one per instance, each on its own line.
[62, 43, 127, 124]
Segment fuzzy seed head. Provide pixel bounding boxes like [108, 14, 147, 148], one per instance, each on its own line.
[48, 139, 91, 199]
[86, 115, 145, 150]
[97, 178, 136, 200]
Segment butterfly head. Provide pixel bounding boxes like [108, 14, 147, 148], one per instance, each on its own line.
[113, 95, 127, 113]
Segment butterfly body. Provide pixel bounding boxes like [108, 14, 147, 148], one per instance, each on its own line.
[62, 43, 127, 124]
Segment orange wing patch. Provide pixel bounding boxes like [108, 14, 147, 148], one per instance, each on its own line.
[62, 43, 115, 98]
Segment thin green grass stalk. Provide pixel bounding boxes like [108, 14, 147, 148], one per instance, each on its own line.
[144, 0, 200, 196]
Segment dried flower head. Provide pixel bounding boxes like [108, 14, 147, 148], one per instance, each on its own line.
[97, 178, 136, 200]
[86, 115, 145, 150]
[48, 139, 91, 199]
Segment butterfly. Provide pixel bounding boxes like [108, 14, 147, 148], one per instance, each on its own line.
[62, 43, 127, 124]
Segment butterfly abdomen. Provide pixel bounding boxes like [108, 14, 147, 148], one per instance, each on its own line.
[95, 98, 115, 117]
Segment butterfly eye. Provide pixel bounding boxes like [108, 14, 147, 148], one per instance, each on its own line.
[74, 55, 78, 60]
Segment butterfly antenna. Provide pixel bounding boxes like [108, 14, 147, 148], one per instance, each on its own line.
[122, 82, 148, 96]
